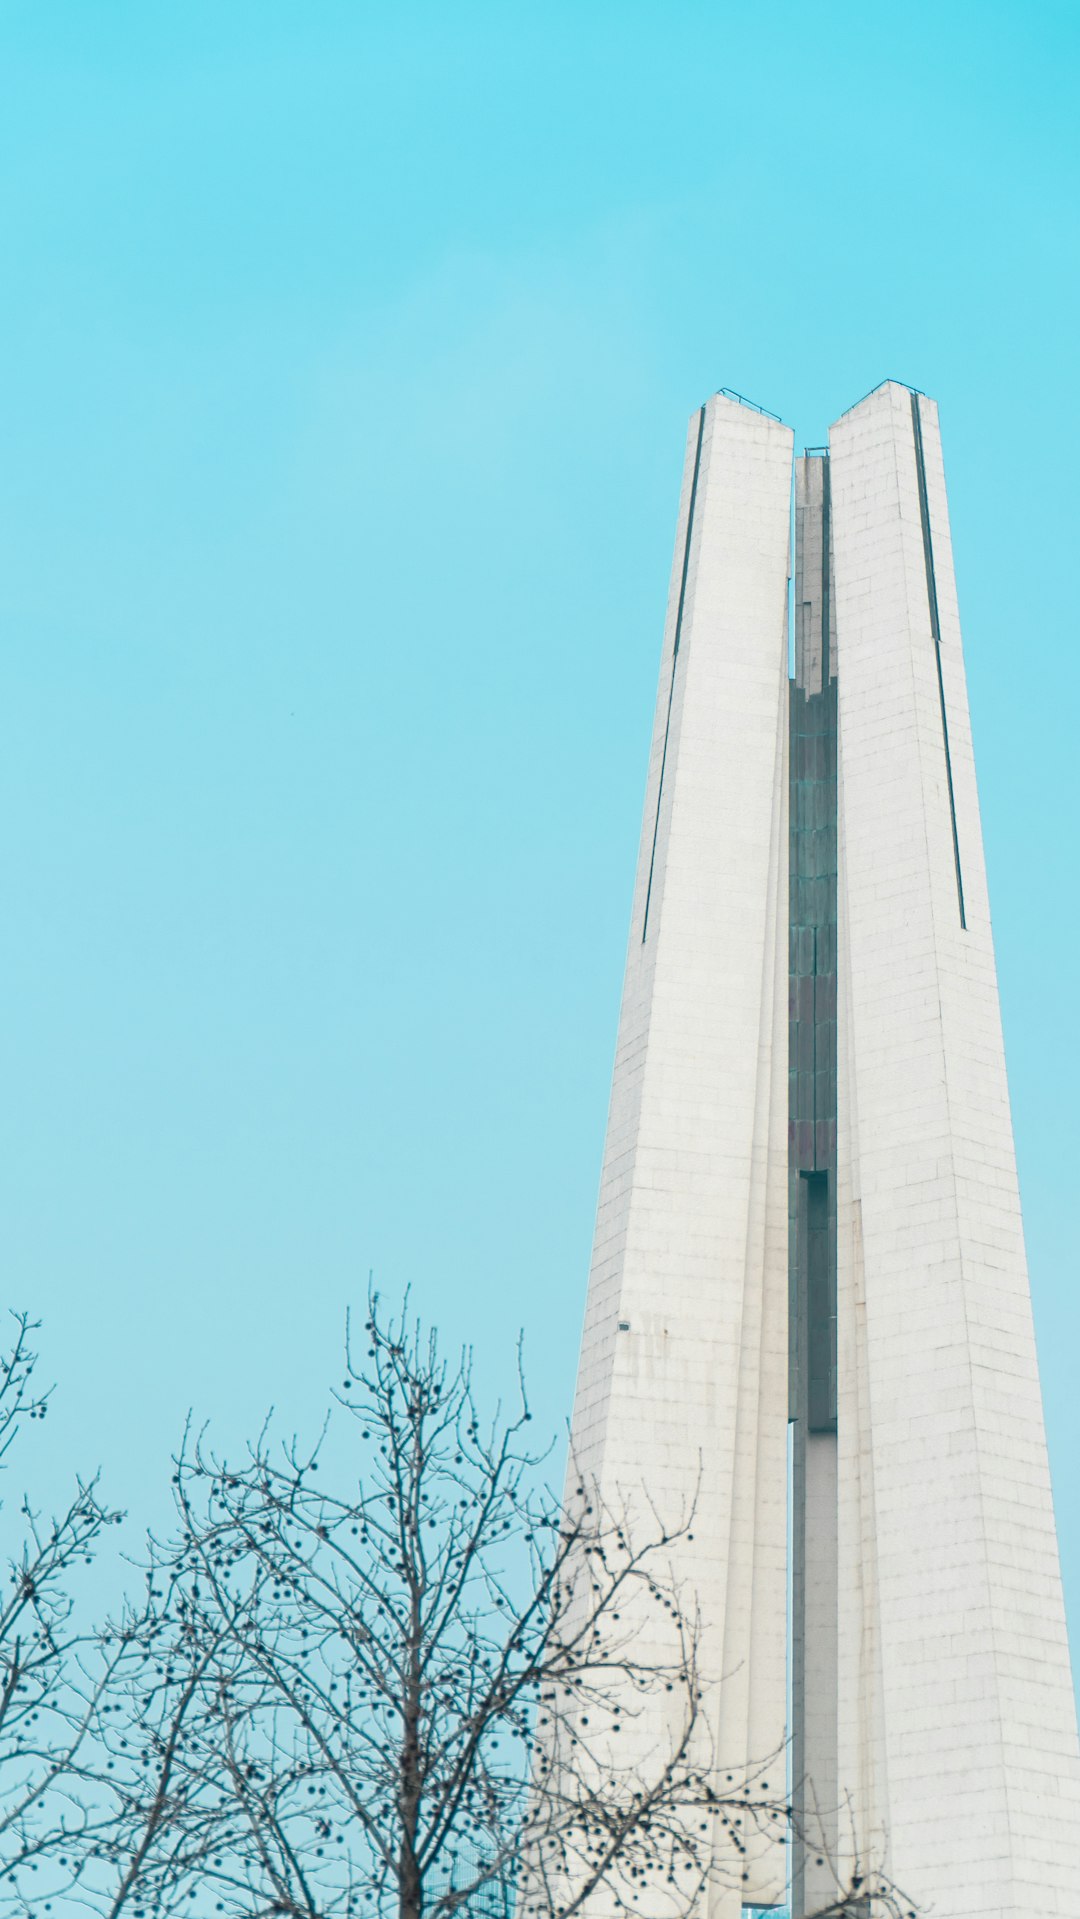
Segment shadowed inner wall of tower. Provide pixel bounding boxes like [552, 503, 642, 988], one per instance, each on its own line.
[789, 452, 839, 1918]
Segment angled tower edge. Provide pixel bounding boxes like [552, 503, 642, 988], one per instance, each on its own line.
[830, 380, 1080, 1916]
[566, 393, 794, 1912]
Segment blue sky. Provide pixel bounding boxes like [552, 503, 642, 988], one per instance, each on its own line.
[1, 0, 1078, 1671]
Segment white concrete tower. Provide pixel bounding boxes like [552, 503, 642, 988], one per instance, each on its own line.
[566, 381, 1080, 1918]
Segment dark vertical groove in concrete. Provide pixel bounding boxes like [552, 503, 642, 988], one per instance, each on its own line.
[911, 391, 967, 930]
[641, 406, 705, 943]
[820, 455, 832, 687]
[790, 454, 839, 1919]
[789, 456, 838, 1426]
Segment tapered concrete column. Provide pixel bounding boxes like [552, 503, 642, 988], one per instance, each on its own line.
[568, 392, 793, 1913]
[831, 381, 1080, 1916]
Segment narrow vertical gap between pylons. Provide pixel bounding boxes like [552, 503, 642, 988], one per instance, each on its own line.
[788, 458, 797, 683]
[820, 455, 831, 686]
[641, 404, 705, 942]
[910, 390, 967, 930]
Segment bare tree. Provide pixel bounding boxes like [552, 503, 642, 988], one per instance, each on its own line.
[0, 1313, 125, 1911]
[0, 1301, 912, 1919]
[81, 1567, 261, 1919]
[97, 1295, 809, 1919]
[0, 1316, 247, 1919]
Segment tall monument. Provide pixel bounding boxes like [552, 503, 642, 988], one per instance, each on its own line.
[567, 382, 1080, 1916]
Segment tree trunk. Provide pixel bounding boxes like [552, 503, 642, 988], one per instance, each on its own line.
[399, 1839, 422, 1919]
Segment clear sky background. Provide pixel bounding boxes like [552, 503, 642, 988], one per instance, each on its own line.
[1, 0, 1078, 1678]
